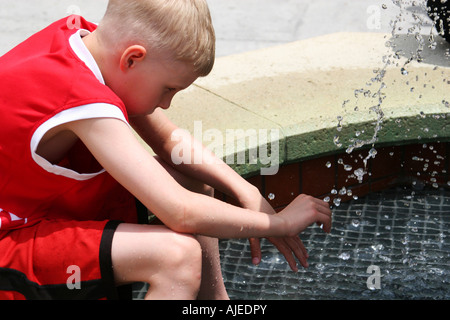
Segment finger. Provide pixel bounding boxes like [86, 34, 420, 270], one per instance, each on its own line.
[323, 212, 333, 233]
[248, 238, 262, 265]
[279, 245, 299, 272]
[316, 214, 332, 233]
[269, 238, 302, 272]
[312, 196, 332, 215]
[290, 236, 308, 259]
[287, 236, 309, 268]
[313, 205, 332, 233]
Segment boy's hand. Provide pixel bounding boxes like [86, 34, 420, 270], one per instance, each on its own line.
[277, 194, 332, 236]
[249, 236, 308, 272]
[244, 194, 331, 272]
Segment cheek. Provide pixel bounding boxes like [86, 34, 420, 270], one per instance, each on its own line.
[130, 90, 164, 115]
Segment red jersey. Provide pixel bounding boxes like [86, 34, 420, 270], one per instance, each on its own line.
[0, 17, 138, 231]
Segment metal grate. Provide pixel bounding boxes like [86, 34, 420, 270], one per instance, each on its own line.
[219, 187, 450, 299]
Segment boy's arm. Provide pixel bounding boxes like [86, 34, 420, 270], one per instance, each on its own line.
[130, 109, 261, 208]
[66, 117, 331, 239]
[131, 110, 321, 270]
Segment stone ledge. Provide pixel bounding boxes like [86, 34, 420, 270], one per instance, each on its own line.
[162, 32, 450, 177]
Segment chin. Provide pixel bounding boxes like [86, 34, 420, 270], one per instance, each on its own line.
[127, 106, 157, 117]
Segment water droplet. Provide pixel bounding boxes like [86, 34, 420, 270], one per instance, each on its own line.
[354, 168, 366, 183]
[325, 161, 332, 168]
[382, 4, 387, 9]
[402, 235, 409, 245]
[401, 67, 408, 75]
[333, 135, 342, 147]
[336, 115, 343, 132]
[338, 252, 351, 260]
[351, 219, 360, 228]
[371, 244, 384, 252]
[268, 193, 275, 201]
[333, 197, 341, 207]
[315, 263, 325, 271]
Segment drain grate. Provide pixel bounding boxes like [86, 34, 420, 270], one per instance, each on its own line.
[219, 187, 450, 299]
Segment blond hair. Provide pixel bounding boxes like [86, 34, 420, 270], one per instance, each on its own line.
[97, 0, 216, 77]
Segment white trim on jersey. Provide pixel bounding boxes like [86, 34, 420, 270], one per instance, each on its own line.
[70, 29, 105, 84]
[30, 104, 128, 181]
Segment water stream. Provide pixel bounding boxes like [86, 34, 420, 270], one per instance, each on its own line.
[328, 0, 449, 206]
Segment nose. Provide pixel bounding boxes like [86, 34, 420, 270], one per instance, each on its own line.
[158, 93, 175, 110]
[158, 101, 171, 110]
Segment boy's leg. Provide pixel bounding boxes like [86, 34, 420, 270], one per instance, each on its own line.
[196, 235, 229, 300]
[154, 157, 229, 300]
[0, 219, 157, 300]
[111, 223, 202, 300]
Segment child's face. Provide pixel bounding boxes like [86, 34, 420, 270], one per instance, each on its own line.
[112, 47, 199, 116]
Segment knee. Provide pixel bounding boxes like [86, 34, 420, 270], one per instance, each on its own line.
[169, 233, 202, 267]
[164, 233, 202, 288]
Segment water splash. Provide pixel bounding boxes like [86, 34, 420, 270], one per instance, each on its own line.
[341, 0, 446, 156]
[332, 0, 448, 196]
[324, 0, 450, 224]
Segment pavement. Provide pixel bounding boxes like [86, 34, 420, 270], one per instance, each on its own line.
[0, 0, 424, 57]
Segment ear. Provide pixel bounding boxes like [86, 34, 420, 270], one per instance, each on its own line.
[119, 45, 147, 72]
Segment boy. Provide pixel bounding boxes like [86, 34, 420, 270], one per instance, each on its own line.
[0, 0, 331, 300]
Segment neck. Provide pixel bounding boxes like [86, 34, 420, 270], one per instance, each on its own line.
[82, 31, 102, 66]
[82, 30, 114, 85]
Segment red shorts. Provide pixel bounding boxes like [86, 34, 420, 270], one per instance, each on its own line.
[0, 201, 146, 300]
